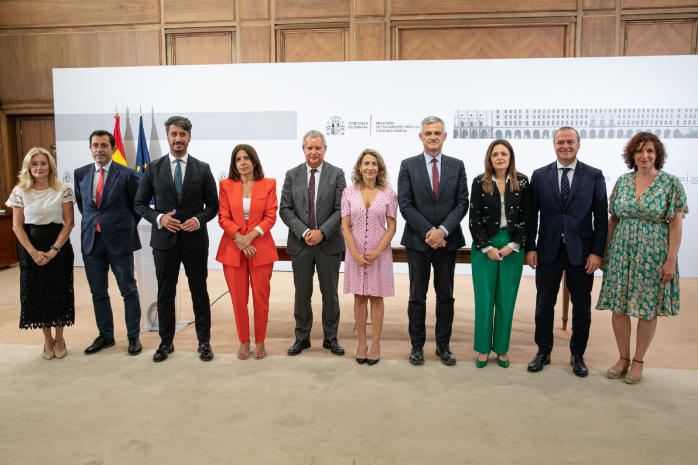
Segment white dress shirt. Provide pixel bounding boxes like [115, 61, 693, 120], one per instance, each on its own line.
[422, 152, 449, 237]
[557, 158, 577, 190]
[302, 162, 323, 238]
[481, 175, 519, 254]
[156, 153, 200, 230]
[92, 160, 113, 204]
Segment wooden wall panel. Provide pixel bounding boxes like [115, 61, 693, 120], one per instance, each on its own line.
[171, 33, 234, 65]
[241, 26, 271, 63]
[164, 0, 235, 23]
[275, 0, 349, 19]
[0, 0, 159, 29]
[398, 26, 567, 60]
[0, 31, 160, 100]
[356, 0, 386, 16]
[241, 0, 271, 20]
[392, 0, 577, 16]
[583, 0, 617, 9]
[278, 29, 346, 62]
[624, 0, 698, 8]
[625, 21, 695, 56]
[355, 22, 386, 61]
[581, 16, 616, 57]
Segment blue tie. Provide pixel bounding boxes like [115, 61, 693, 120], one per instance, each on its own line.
[560, 167, 571, 209]
[174, 159, 183, 201]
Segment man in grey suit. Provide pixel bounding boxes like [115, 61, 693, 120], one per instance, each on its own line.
[398, 116, 469, 366]
[280, 129, 347, 356]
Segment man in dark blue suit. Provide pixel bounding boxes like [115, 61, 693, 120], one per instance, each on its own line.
[74, 130, 143, 356]
[525, 127, 608, 376]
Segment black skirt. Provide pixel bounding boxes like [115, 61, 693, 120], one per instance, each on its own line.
[18, 223, 75, 329]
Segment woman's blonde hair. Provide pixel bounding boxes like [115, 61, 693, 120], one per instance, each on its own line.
[17, 147, 62, 191]
[351, 149, 389, 189]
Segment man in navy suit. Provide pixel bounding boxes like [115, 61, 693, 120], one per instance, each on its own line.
[398, 116, 469, 366]
[525, 127, 608, 377]
[74, 130, 143, 356]
[134, 116, 219, 363]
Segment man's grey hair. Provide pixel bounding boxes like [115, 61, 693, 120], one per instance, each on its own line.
[165, 116, 192, 135]
[554, 126, 580, 143]
[302, 129, 326, 147]
[420, 116, 447, 135]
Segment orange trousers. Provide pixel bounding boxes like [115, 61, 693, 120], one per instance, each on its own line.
[223, 256, 273, 343]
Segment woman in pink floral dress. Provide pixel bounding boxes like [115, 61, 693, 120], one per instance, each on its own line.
[341, 149, 397, 366]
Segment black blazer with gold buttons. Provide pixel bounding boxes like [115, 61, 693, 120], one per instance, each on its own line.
[469, 173, 532, 250]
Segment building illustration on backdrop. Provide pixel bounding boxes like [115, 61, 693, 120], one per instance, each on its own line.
[453, 108, 698, 140]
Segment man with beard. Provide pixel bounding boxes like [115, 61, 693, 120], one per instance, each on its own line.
[135, 116, 219, 362]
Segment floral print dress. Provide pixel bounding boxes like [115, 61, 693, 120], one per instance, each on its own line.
[596, 171, 688, 320]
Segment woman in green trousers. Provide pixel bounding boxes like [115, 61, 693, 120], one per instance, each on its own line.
[469, 140, 531, 368]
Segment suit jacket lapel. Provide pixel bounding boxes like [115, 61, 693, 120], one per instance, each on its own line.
[547, 162, 562, 208]
[315, 163, 330, 201]
[163, 156, 179, 201]
[300, 164, 309, 208]
[179, 156, 194, 201]
[83, 166, 96, 208]
[232, 180, 246, 231]
[100, 163, 118, 206]
[566, 161, 585, 206]
[416, 155, 434, 201]
[436, 155, 450, 202]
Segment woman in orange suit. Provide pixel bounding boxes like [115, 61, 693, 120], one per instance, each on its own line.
[217, 144, 278, 360]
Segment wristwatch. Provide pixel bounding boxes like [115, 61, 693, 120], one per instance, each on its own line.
[50, 245, 61, 253]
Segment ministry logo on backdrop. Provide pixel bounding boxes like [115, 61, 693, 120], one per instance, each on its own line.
[326, 116, 345, 135]
[62, 172, 73, 184]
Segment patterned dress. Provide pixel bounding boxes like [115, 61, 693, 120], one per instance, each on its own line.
[341, 186, 397, 297]
[596, 171, 688, 320]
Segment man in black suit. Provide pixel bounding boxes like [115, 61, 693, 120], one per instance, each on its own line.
[525, 126, 608, 377]
[74, 130, 143, 356]
[398, 116, 469, 366]
[134, 116, 219, 362]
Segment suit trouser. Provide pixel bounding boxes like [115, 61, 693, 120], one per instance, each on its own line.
[471, 228, 524, 355]
[82, 232, 141, 339]
[534, 242, 593, 356]
[152, 237, 211, 345]
[406, 246, 457, 347]
[223, 258, 273, 344]
[291, 244, 341, 342]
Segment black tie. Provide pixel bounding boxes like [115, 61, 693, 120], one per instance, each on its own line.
[560, 168, 571, 209]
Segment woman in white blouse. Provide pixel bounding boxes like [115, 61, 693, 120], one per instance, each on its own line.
[6, 147, 76, 360]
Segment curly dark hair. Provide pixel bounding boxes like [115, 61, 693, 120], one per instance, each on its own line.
[622, 132, 666, 171]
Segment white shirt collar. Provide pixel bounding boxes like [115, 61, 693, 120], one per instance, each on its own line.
[423, 152, 443, 164]
[306, 162, 323, 173]
[557, 159, 578, 170]
[169, 153, 189, 164]
[95, 160, 114, 172]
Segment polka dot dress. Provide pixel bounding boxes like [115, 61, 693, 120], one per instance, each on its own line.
[341, 185, 397, 297]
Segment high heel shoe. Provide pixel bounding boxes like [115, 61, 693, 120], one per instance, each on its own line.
[55, 338, 68, 359]
[43, 338, 55, 360]
[475, 353, 489, 368]
[497, 354, 510, 368]
[356, 347, 367, 364]
[237, 340, 250, 360]
[367, 346, 380, 366]
[607, 357, 630, 379]
[625, 359, 644, 384]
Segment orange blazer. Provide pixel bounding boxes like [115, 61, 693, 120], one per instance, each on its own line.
[216, 177, 279, 268]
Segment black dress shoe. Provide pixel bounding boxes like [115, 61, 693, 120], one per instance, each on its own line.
[435, 344, 456, 366]
[323, 339, 345, 356]
[84, 335, 115, 355]
[287, 339, 311, 356]
[153, 343, 174, 362]
[571, 355, 589, 377]
[198, 342, 214, 361]
[409, 345, 424, 365]
[127, 337, 142, 356]
[527, 352, 551, 372]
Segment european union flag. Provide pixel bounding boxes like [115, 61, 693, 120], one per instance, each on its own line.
[136, 115, 153, 205]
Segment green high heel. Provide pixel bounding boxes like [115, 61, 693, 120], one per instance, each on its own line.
[475, 353, 489, 368]
[497, 354, 510, 368]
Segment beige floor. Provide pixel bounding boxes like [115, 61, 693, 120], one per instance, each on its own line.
[1, 265, 697, 464]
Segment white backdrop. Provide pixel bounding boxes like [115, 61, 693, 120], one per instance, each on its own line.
[53, 55, 698, 276]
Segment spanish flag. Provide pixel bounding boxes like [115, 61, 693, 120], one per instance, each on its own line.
[112, 112, 128, 166]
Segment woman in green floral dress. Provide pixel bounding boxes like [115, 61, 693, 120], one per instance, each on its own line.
[597, 132, 687, 384]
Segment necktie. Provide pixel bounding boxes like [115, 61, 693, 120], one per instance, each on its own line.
[560, 167, 571, 209]
[174, 159, 183, 201]
[431, 158, 439, 198]
[308, 168, 317, 230]
[96, 167, 104, 232]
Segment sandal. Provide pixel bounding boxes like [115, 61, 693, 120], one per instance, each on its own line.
[607, 357, 630, 379]
[237, 340, 250, 360]
[254, 342, 266, 360]
[625, 359, 644, 384]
